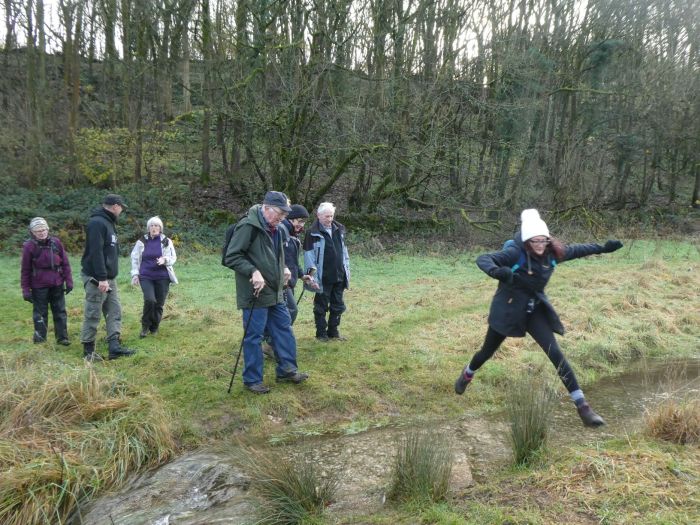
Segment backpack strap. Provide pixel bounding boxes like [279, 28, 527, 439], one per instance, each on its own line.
[29, 237, 60, 273]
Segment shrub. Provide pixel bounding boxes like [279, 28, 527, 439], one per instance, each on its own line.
[387, 430, 453, 504]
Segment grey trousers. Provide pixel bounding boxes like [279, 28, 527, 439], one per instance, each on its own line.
[80, 273, 122, 343]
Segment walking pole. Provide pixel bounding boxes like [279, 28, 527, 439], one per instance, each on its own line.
[227, 293, 258, 394]
[296, 268, 316, 305]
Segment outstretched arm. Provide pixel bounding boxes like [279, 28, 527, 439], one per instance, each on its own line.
[563, 240, 623, 262]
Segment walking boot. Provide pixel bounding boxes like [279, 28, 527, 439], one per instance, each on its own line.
[108, 338, 136, 360]
[261, 341, 277, 361]
[139, 324, 149, 338]
[83, 341, 103, 363]
[577, 402, 606, 427]
[276, 371, 309, 384]
[57, 337, 71, 346]
[454, 366, 473, 395]
[327, 314, 346, 340]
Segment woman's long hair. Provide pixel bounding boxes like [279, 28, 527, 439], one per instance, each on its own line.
[524, 237, 566, 262]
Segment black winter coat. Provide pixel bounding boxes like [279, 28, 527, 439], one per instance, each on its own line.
[281, 219, 303, 289]
[81, 207, 120, 280]
[477, 235, 607, 337]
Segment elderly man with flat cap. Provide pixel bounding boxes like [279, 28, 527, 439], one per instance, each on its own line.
[223, 191, 309, 394]
[80, 194, 135, 362]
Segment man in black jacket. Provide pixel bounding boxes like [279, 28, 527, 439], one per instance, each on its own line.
[79, 194, 135, 362]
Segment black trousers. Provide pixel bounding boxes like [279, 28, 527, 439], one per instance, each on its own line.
[31, 286, 68, 341]
[468, 306, 581, 393]
[139, 278, 170, 331]
[313, 281, 346, 337]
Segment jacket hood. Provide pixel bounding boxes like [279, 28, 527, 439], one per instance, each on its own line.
[90, 206, 117, 223]
[513, 230, 525, 249]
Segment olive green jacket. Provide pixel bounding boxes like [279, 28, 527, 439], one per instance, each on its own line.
[223, 205, 286, 309]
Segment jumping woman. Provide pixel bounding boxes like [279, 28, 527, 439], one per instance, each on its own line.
[455, 209, 623, 427]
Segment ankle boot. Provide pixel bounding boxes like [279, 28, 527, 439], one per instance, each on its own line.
[454, 366, 473, 395]
[108, 338, 136, 360]
[83, 341, 103, 362]
[139, 324, 149, 338]
[577, 402, 605, 427]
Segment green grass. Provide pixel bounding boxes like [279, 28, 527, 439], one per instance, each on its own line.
[0, 238, 699, 522]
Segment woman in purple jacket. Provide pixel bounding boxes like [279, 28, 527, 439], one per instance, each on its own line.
[130, 216, 178, 338]
[20, 217, 73, 344]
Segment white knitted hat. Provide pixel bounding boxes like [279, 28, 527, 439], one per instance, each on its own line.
[520, 209, 549, 242]
[29, 217, 49, 232]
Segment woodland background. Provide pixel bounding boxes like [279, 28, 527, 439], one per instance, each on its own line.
[1, 0, 698, 250]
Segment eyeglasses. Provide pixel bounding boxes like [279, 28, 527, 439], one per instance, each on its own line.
[529, 239, 550, 245]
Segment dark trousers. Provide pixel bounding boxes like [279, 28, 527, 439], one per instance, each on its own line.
[313, 281, 346, 337]
[468, 306, 580, 393]
[31, 286, 68, 341]
[139, 278, 170, 331]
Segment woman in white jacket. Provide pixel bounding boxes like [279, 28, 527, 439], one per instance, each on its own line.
[130, 216, 178, 337]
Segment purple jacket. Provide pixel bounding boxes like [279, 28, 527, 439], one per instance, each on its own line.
[21, 236, 73, 296]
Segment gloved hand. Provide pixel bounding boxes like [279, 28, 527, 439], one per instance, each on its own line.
[603, 240, 623, 253]
[65, 286, 73, 295]
[491, 266, 513, 283]
[23, 293, 33, 303]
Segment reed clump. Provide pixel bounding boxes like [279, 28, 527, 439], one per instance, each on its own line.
[387, 430, 453, 504]
[236, 447, 338, 525]
[506, 374, 556, 466]
[645, 398, 700, 445]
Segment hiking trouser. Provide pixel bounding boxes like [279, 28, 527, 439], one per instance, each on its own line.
[139, 278, 170, 330]
[31, 285, 68, 340]
[241, 302, 299, 386]
[468, 306, 580, 393]
[313, 281, 346, 337]
[80, 273, 122, 343]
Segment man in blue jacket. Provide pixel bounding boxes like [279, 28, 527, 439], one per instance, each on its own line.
[80, 194, 135, 362]
[303, 202, 350, 341]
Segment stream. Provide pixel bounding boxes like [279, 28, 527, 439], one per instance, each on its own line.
[76, 358, 700, 524]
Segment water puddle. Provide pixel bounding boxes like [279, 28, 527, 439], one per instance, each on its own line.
[77, 358, 699, 524]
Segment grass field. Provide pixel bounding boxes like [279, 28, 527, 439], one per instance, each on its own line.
[1, 238, 699, 523]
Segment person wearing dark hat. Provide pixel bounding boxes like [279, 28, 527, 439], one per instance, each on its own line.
[79, 194, 135, 362]
[223, 191, 309, 394]
[261, 203, 318, 360]
[20, 217, 73, 345]
[282, 204, 318, 324]
[303, 202, 351, 341]
[454, 209, 624, 427]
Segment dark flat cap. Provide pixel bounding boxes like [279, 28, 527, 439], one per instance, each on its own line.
[263, 191, 292, 212]
[103, 194, 128, 208]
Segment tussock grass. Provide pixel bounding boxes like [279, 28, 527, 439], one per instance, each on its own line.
[646, 399, 700, 445]
[387, 430, 453, 504]
[506, 373, 556, 466]
[0, 367, 175, 525]
[234, 447, 337, 525]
